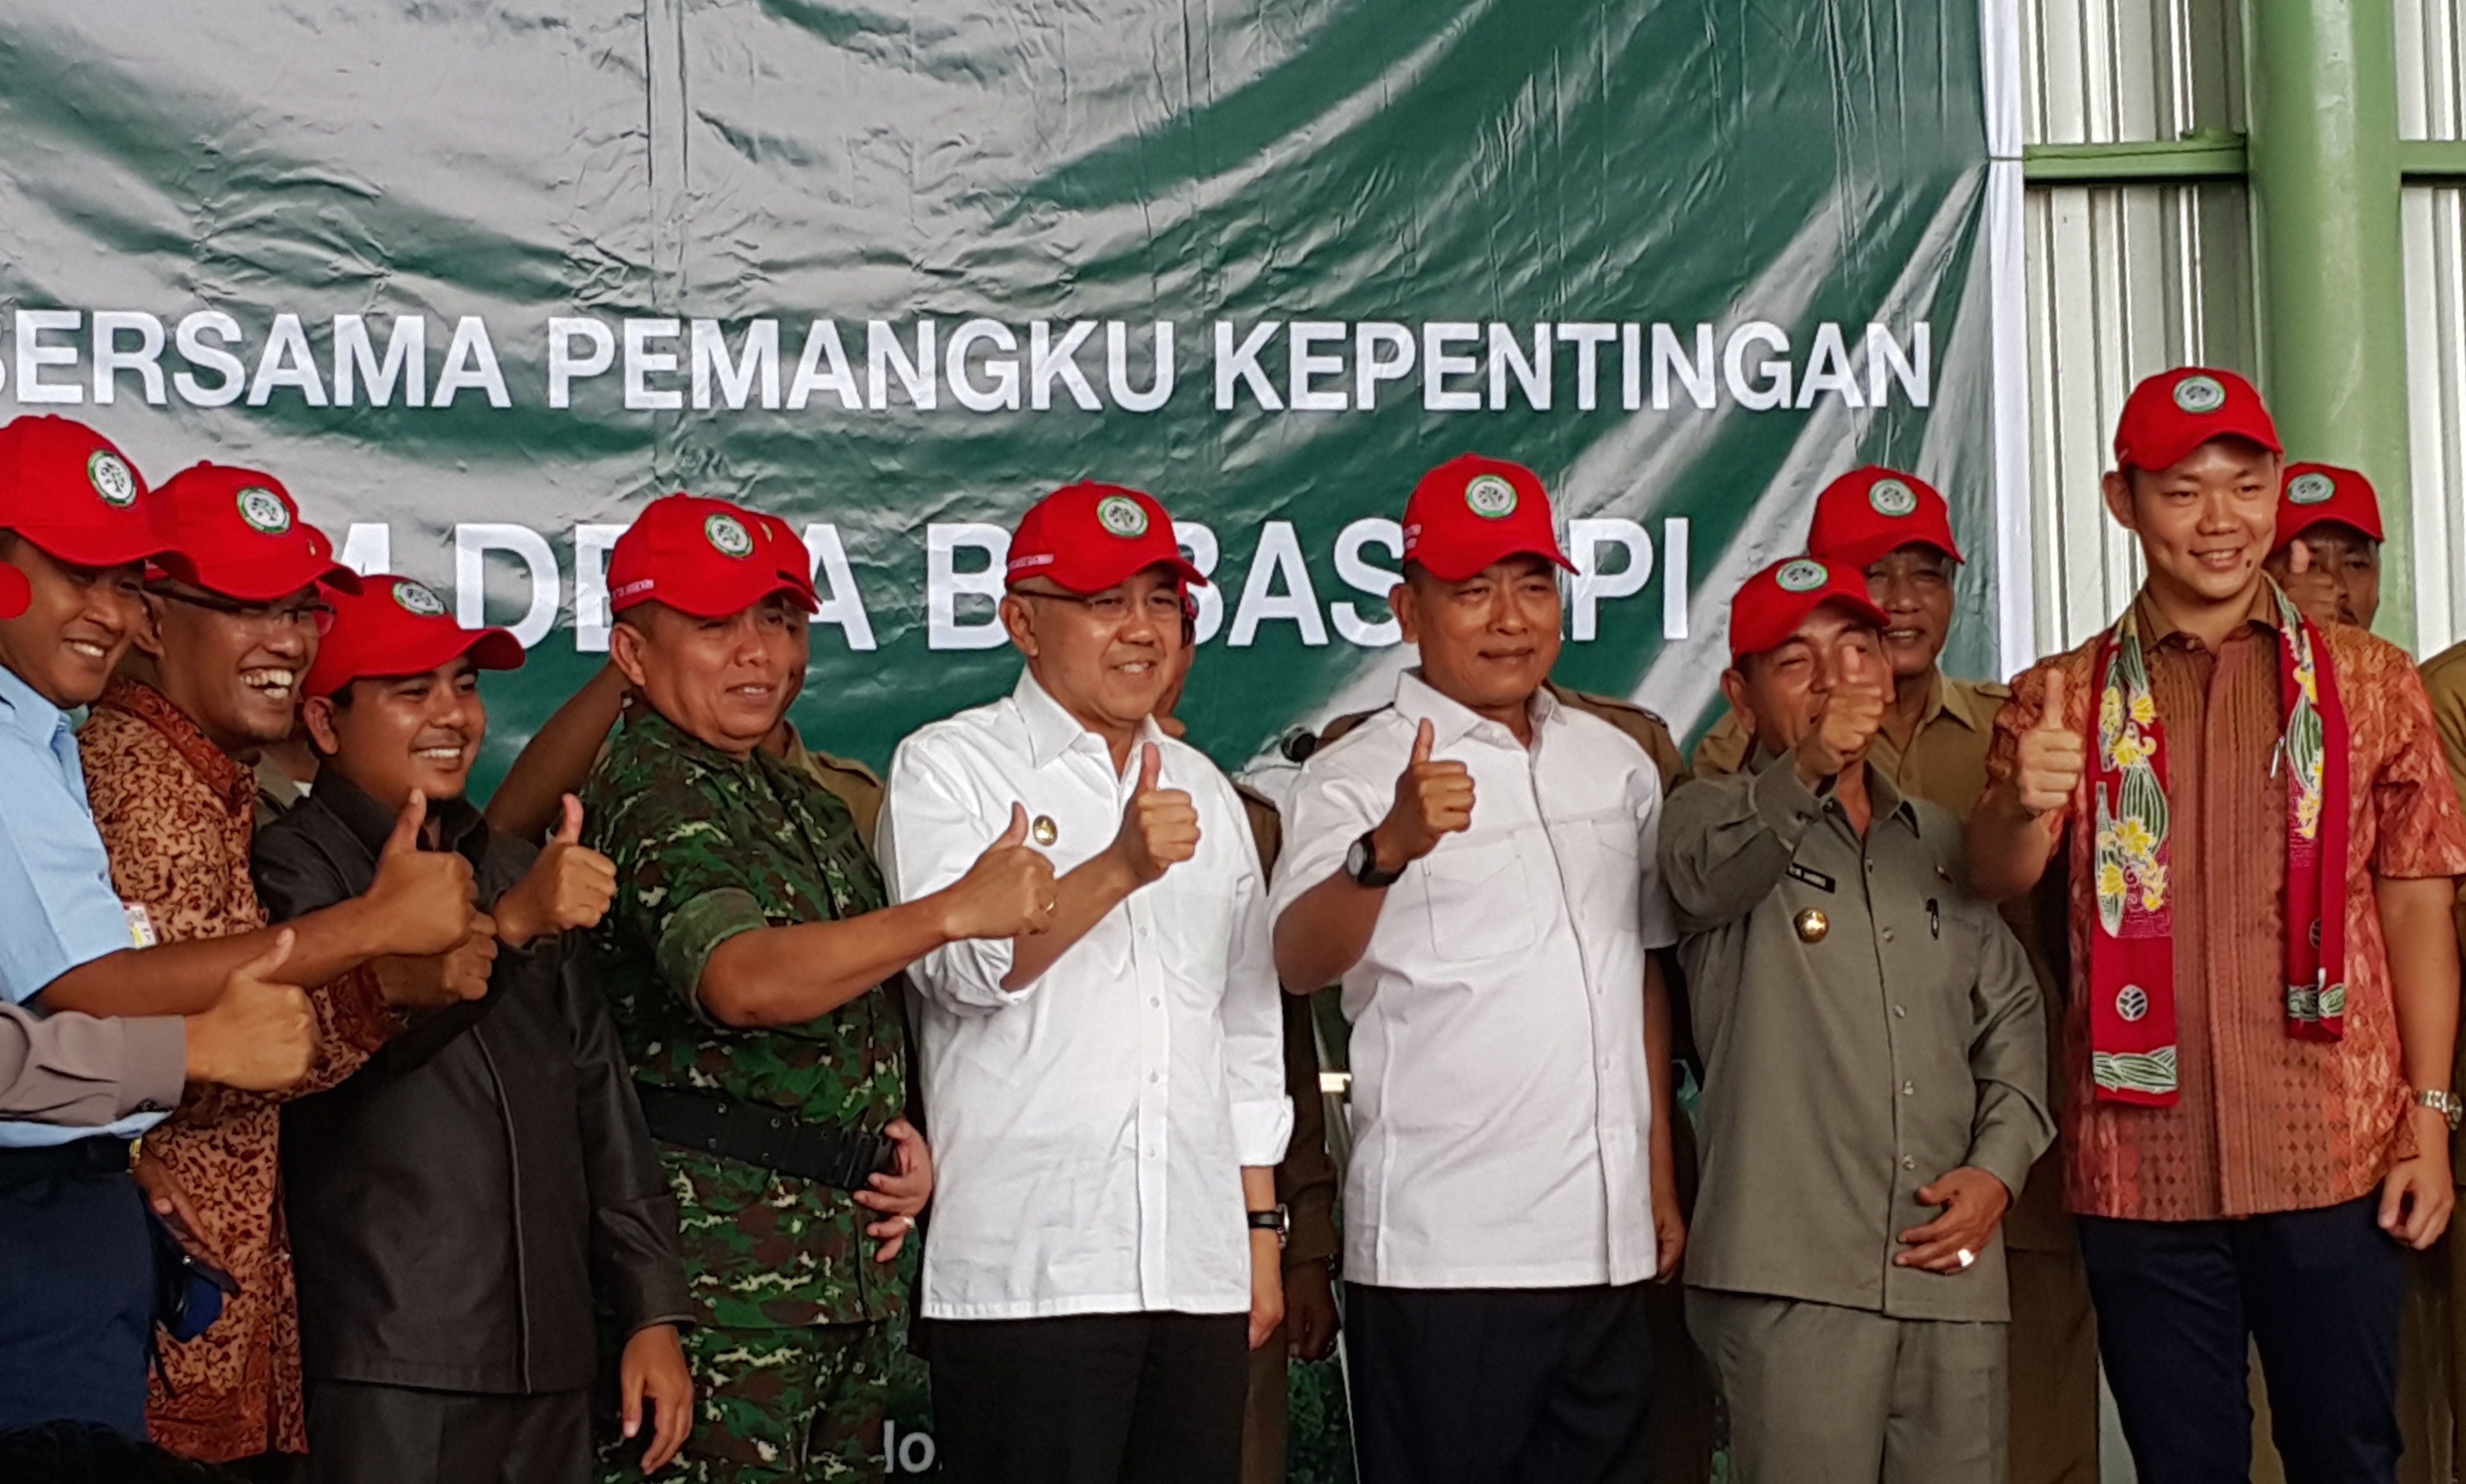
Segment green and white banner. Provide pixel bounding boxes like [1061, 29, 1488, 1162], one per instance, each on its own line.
[0, 0, 2004, 792]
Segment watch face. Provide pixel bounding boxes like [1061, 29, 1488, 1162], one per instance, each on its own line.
[1346, 836, 1372, 880]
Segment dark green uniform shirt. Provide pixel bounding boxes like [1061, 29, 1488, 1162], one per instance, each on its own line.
[583, 710, 913, 1330]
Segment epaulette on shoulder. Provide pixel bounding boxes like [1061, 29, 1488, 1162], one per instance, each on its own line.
[809, 749, 883, 787]
[1556, 686, 1671, 728]
[1313, 705, 1392, 753]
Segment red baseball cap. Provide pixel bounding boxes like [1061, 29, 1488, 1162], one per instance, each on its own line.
[2112, 367, 2281, 474]
[1806, 466, 1964, 569]
[0, 563, 28, 621]
[303, 575, 524, 699]
[607, 494, 818, 620]
[1005, 482, 1205, 593]
[0, 415, 170, 569]
[147, 464, 360, 603]
[2277, 462, 2384, 545]
[1728, 556, 1891, 662]
[1400, 454, 1574, 583]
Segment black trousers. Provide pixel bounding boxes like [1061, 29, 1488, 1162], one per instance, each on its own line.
[0, 1153, 154, 1438]
[2079, 1194, 2404, 1484]
[1347, 1283, 1656, 1484]
[929, 1311, 1248, 1484]
[304, 1381, 589, 1484]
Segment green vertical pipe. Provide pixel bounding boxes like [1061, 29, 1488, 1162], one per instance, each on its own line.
[2247, 0, 2415, 646]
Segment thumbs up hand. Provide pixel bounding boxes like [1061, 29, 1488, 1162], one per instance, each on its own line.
[495, 795, 618, 945]
[184, 930, 319, 1092]
[363, 790, 479, 957]
[2016, 668, 2089, 819]
[1369, 718, 1475, 874]
[1794, 640, 1891, 785]
[2276, 535, 2349, 628]
[940, 803, 1061, 940]
[1109, 743, 1200, 886]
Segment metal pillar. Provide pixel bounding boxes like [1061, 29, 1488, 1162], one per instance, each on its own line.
[2246, 0, 2415, 645]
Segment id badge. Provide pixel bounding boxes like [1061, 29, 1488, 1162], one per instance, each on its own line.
[122, 901, 158, 948]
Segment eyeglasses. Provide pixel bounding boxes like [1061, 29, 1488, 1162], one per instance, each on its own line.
[148, 586, 337, 636]
[1016, 588, 1188, 624]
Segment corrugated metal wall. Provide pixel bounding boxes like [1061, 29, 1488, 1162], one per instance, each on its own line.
[2402, 0, 2466, 653]
[2019, 0, 2251, 657]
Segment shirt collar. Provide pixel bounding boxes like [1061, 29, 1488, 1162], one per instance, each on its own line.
[2129, 582, 2281, 649]
[1746, 745, 1923, 834]
[96, 676, 254, 819]
[312, 762, 493, 866]
[1391, 668, 1558, 749]
[0, 663, 68, 748]
[1012, 668, 1165, 773]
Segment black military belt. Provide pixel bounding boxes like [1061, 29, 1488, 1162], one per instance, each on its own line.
[0, 1135, 133, 1191]
[634, 1084, 896, 1192]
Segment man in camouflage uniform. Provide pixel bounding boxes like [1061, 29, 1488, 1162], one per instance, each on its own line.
[584, 493, 1056, 1483]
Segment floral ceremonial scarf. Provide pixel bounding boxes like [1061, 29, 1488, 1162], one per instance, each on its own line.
[2086, 582, 2351, 1106]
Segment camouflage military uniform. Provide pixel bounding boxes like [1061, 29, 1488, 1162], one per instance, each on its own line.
[583, 710, 914, 1484]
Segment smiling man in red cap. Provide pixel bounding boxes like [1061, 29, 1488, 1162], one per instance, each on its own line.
[878, 480, 1292, 1484]
[1267, 455, 1682, 1484]
[1661, 555, 2050, 1484]
[77, 461, 502, 1467]
[250, 575, 696, 1484]
[583, 492, 1054, 1482]
[1969, 368, 2466, 1482]
[0, 421, 476, 1441]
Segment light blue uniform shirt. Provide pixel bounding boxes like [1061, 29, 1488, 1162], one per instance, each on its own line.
[0, 663, 166, 1147]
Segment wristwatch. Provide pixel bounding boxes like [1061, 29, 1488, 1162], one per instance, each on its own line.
[2416, 1088, 2464, 1132]
[1247, 1205, 1290, 1250]
[1345, 830, 1405, 889]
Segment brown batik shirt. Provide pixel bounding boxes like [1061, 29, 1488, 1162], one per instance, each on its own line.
[81, 677, 398, 1461]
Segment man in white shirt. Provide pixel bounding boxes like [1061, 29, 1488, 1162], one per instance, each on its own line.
[1270, 454, 1686, 1484]
[877, 480, 1293, 1484]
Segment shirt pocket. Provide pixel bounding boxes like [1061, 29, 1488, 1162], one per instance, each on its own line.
[1152, 871, 1236, 983]
[1563, 809, 1645, 926]
[1421, 840, 1541, 961]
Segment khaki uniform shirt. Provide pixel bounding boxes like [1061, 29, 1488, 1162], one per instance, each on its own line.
[1660, 753, 2052, 1322]
[1691, 670, 2011, 816]
[780, 724, 885, 845]
[1235, 783, 1343, 1272]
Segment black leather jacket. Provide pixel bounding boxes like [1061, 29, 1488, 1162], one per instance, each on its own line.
[254, 771, 691, 1394]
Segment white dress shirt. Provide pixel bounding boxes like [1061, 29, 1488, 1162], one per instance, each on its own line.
[878, 671, 1293, 1321]
[1269, 671, 1677, 1289]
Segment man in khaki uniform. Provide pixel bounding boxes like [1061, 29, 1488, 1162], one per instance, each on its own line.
[1694, 467, 2092, 1484]
[1661, 555, 2052, 1483]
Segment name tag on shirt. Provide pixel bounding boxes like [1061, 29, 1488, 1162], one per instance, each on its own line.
[122, 901, 157, 948]
[1787, 863, 1837, 894]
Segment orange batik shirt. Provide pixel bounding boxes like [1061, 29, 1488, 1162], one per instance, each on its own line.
[1990, 591, 2466, 1222]
[81, 677, 400, 1462]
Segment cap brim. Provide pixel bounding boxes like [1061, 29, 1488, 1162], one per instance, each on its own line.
[614, 573, 820, 620]
[2279, 509, 2385, 546]
[155, 548, 365, 603]
[2128, 416, 2284, 475]
[8, 524, 173, 572]
[1824, 533, 1966, 570]
[309, 625, 525, 698]
[1731, 591, 1893, 660]
[0, 562, 27, 621]
[1017, 554, 1210, 594]
[1413, 542, 1579, 584]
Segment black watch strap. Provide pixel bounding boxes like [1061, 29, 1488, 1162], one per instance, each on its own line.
[1247, 1206, 1290, 1249]
[1348, 829, 1405, 889]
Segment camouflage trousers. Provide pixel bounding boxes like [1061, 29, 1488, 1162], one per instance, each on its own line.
[598, 1320, 904, 1484]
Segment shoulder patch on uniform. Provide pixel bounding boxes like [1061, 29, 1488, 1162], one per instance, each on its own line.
[811, 749, 883, 788]
[1315, 707, 1389, 749]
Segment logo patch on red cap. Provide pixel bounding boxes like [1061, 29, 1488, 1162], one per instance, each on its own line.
[2172, 375, 2227, 414]
[1775, 559, 1827, 593]
[87, 450, 136, 508]
[1463, 474, 1518, 519]
[391, 579, 447, 617]
[2287, 471, 2336, 506]
[1867, 478, 1918, 517]
[235, 487, 292, 535]
[1095, 496, 1149, 538]
[704, 513, 753, 558]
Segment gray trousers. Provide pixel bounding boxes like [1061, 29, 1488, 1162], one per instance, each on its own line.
[304, 1381, 589, 1484]
[1686, 1289, 2008, 1484]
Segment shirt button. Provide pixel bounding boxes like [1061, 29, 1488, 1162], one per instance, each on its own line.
[1149, 1072, 1161, 1084]
[1149, 997, 1161, 1008]
[1865, 860, 1876, 873]
[1894, 1005, 1907, 1018]
[1903, 1156, 1916, 1170]
[1902, 1081, 1915, 1097]
[1881, 927, 1896, 942]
